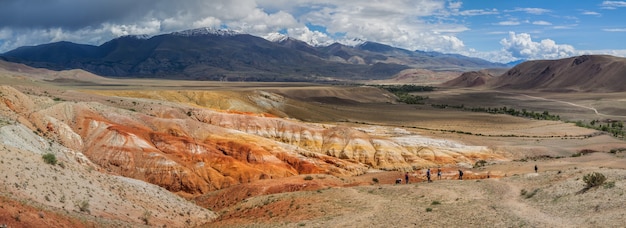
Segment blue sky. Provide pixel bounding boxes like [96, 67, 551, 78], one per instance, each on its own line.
[0, 0, 625, 63]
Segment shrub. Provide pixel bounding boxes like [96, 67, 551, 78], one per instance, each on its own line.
[583, 172, 606, 188]
[520, 188, 539, 199]
[431, 200, 441, 205]
[303, 175, 313, 181]
[140, 210, 152, 225]
[372, 178, 379, 184]
[76, 200, 90, 213]
[604, 181, 616, 189]
[42, 153, 57, 165]
[474, 160, 487, 168]
[425, 208, 433, 212]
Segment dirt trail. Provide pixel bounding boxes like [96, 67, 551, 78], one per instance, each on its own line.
[495, 177, 574, 227]
[499, 91, 626, 118]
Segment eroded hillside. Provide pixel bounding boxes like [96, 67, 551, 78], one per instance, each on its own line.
[1, 84, 503, 197]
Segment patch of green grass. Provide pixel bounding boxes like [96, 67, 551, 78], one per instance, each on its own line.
[521, 188, 540, 199]
[583, 172, 606, 188]
[42, 153, 57, 165]
[603, 181, 615, 189]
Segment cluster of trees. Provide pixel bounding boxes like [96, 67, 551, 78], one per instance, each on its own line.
[432, 104, 561, 121]
[395, 93, 429, 104]
[374, 84, 435, 93]
[374, 84, 434, 104]
[575, 120, 625, 138]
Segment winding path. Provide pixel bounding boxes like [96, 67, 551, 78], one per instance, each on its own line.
[498, 91, 626, 118]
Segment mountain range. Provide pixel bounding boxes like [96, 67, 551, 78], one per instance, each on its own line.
[0, 28, 506, 82]
[443, 55, 626, 92]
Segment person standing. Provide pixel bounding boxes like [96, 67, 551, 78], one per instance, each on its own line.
[534, 164, 538, 173]
[437, 168, 442, 180]
[405, 172, 409, 184]
[426, 169, 432, 182]
[458, 169, 463, 180]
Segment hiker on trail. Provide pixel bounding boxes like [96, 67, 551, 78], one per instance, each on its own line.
[458, 169, 464, 180]
[534, 165, 538, 173]
[405, 172, 409, 184]
[437, 168, 442, 180]
[426, 169, 432, 182]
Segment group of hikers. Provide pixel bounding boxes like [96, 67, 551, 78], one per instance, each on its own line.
[397, 164, 539, 184]
[399, 168, 465, 184]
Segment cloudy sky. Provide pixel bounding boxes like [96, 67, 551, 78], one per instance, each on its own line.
[1, 0, 625, 63]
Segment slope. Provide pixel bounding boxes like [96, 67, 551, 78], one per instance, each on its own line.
[490, 55, 626, 92]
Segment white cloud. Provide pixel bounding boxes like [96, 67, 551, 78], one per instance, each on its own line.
[192, 17, 222, 29]
[581, 11, 601, 16]
[446, 1, 498, 16]
[603, 28, 626, 32]
[532, 21, 552, 26]
[601, 1, 626, 9]
[106, 20, 162, 37]
[507, 7, 551, 15]
[497, 21, 521, 26]
[292, 0, 468, 53]
[284, 27, 333, 46]
[500, 32, 576, 60]
[579, 49, 626, 56]
[457, 9, 499, 16]
[553, 24, 578, 29]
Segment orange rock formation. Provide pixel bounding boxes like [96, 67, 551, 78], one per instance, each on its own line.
[0, 85, 502, 195]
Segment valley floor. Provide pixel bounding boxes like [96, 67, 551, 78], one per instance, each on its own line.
[205, 154, 626, 227]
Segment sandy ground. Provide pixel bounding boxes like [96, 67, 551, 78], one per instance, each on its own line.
[205, 152, 626, 227]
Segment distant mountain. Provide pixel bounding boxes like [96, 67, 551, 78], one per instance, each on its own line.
[442, 70, 494, 88]
[490, 55, 626, 92]
[506, 59, 526, 67]
[1, 28, 505, 81]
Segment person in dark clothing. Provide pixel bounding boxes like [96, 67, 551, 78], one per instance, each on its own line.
[458, 169, 463, 180]
[405, 172, 409, 184]
[426, 169, 432, 182]
[534, 165, 538, 173]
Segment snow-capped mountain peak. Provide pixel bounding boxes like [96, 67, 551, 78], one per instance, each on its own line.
[119, 34, 151, 40]
[341, 38, 367, 47]
[264, 32, 289, 43]
[171, 27, 239, 37]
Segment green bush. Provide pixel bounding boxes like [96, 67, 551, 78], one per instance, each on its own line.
[303, 175, 313, 181]
[425, 208, 433, 212]
[42, 153, 57, 165]
[603, 181, 616, 189]
[474, 160, 487, 168]
[583, 172, 606, 188]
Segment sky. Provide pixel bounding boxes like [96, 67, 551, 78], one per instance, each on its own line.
[1, 0, 625, 63]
